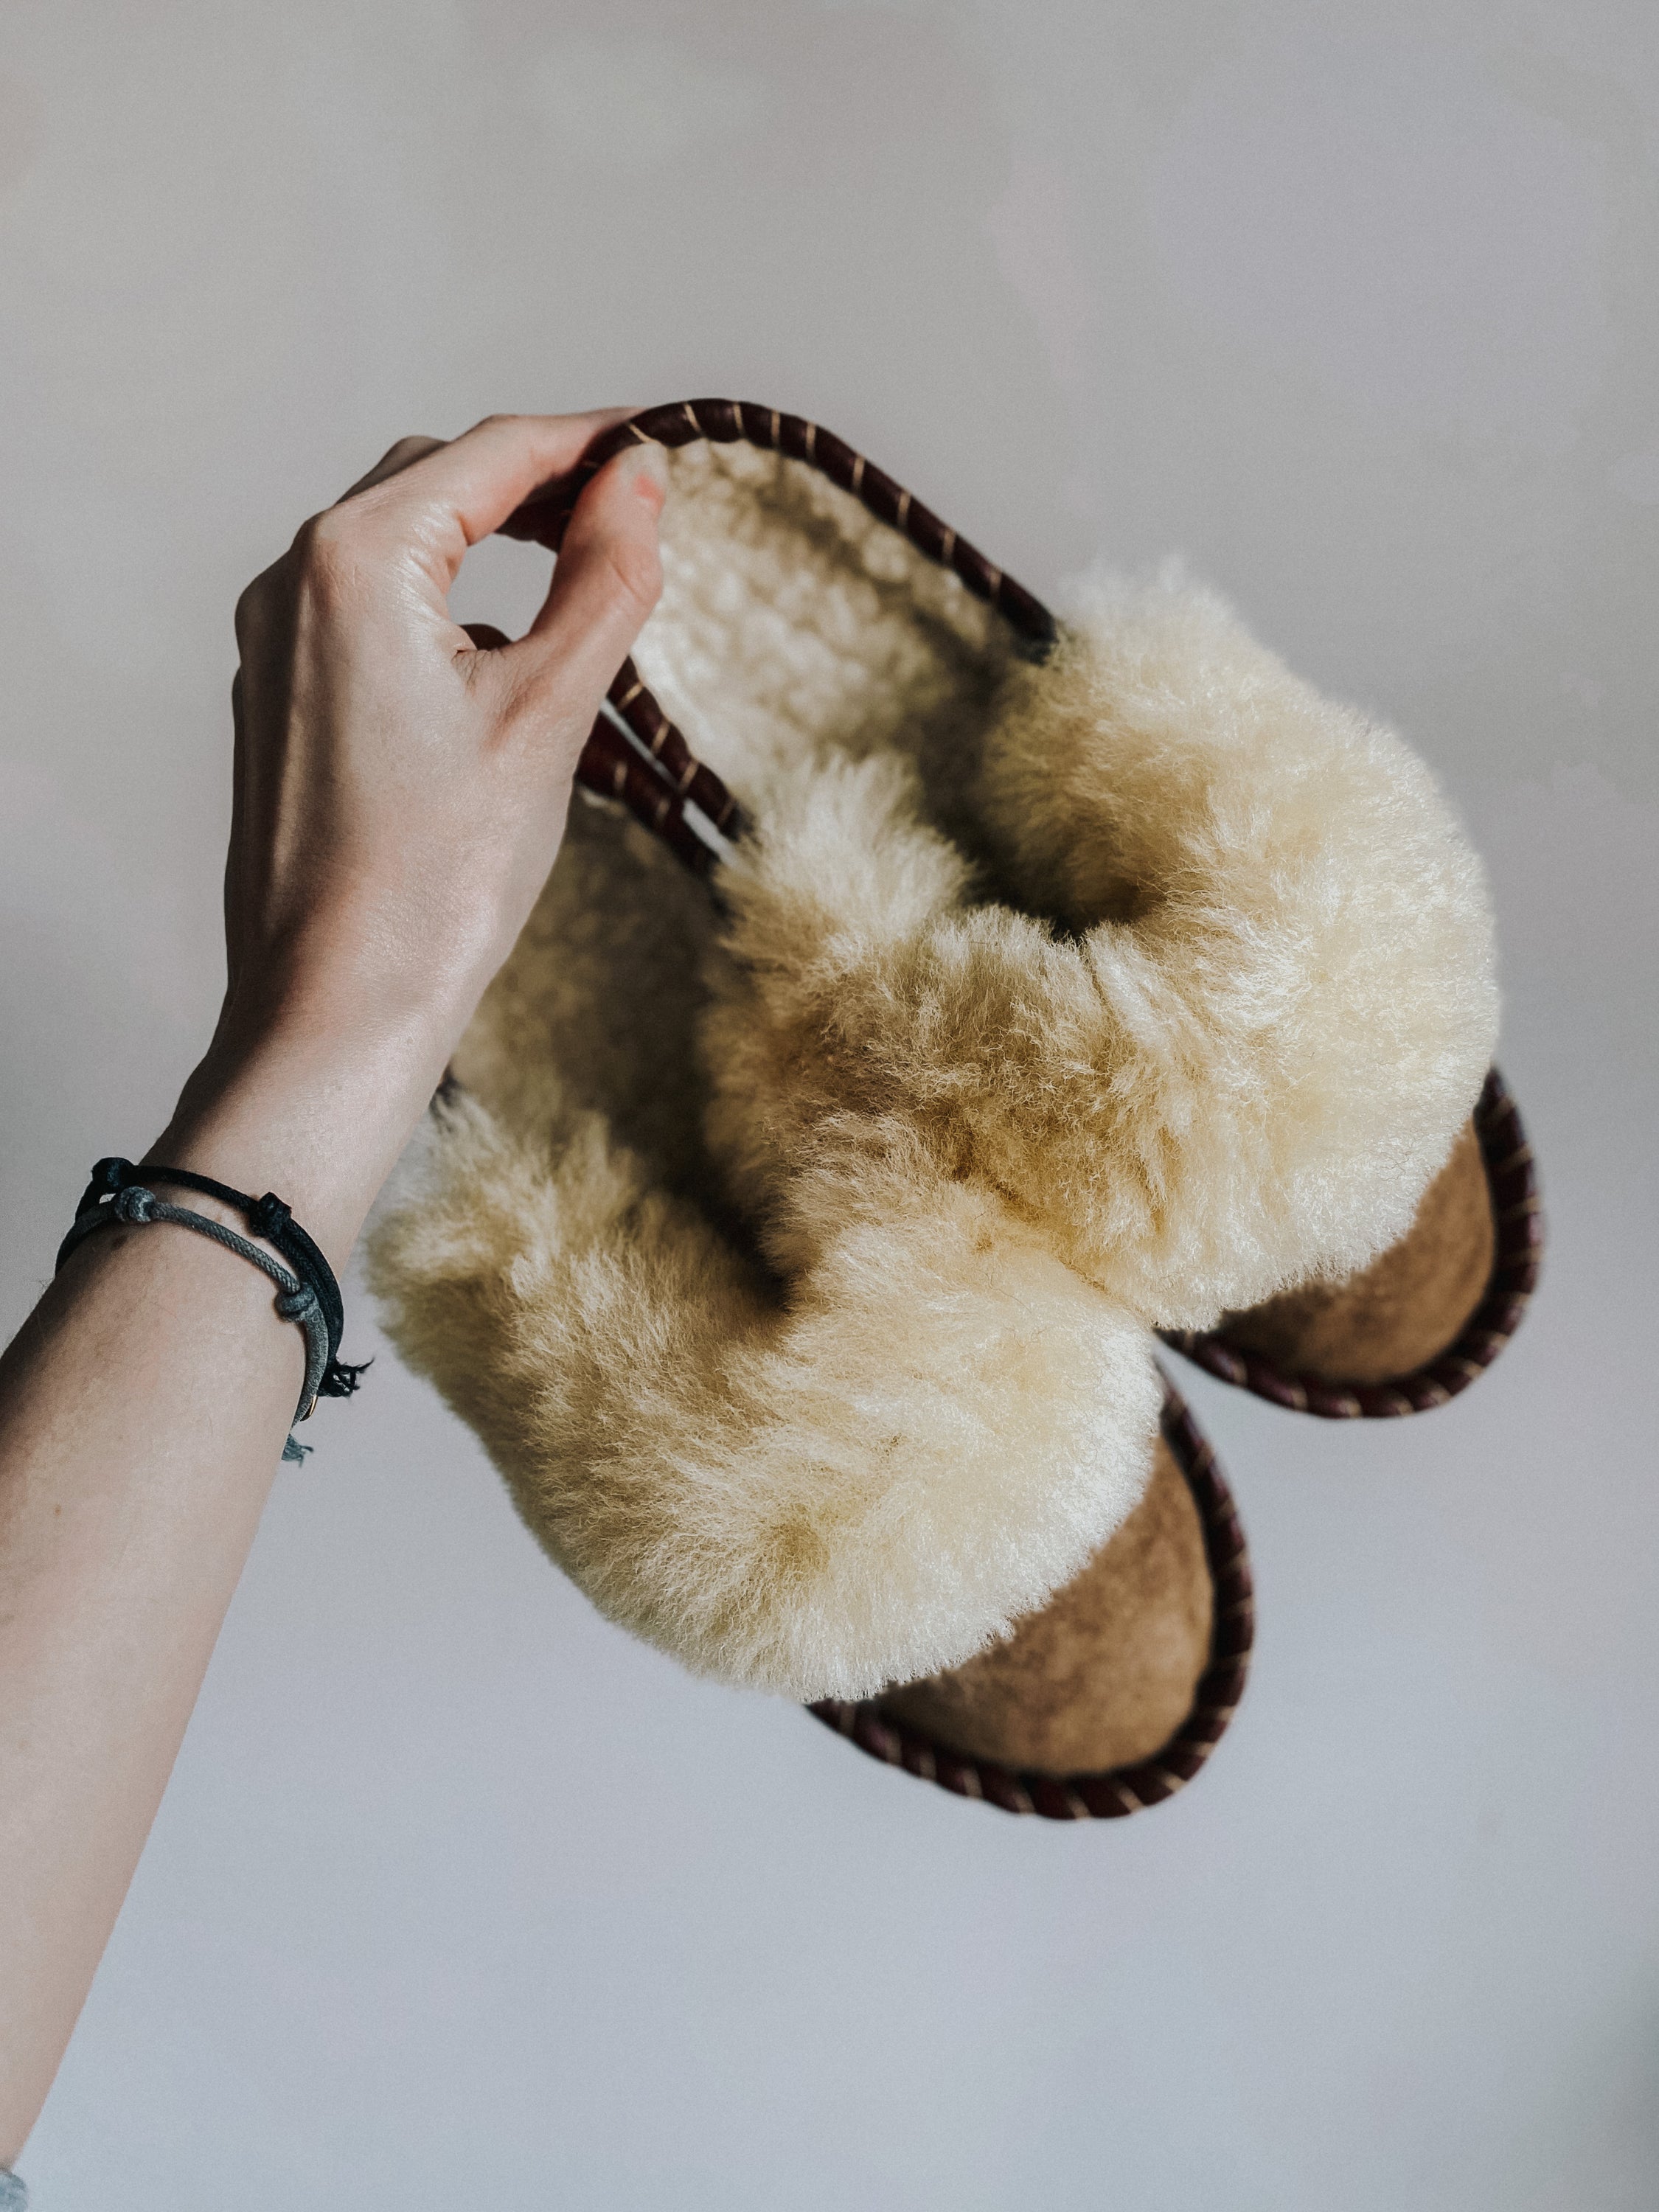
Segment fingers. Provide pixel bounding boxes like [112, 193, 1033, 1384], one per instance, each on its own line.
[336, 411, 638, 591]
[494, 443, 667, 717]
[269, 417, 664, 768]
[336, 435, 447, 504]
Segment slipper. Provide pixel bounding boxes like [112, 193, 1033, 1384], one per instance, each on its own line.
[1163, 1069, 1540, 1416]
[366, 400, 1499, 1789]
[818, 1377, 1253, 1818]
[536, 401, 1536, 1422]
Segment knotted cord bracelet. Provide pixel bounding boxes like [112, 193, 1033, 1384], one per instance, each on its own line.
[56, 1158, 367, 1464]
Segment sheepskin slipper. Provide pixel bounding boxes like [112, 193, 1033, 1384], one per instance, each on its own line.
[820, 1382, 1253, 1818]
[367, 400, 1499, 1705]
[1165, 1071, 1541, 1416]
[369, 792, 1164, 1703]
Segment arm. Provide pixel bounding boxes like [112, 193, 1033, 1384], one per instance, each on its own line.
[0, 412, 668, 2163]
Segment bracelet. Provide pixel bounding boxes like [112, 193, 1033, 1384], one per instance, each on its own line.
[56, 1158, 367, 1462]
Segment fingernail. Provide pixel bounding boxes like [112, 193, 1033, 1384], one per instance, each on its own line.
[618, 440, 669, 512]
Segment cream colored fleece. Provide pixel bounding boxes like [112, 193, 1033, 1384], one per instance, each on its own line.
[366, 441, 1497, 1700]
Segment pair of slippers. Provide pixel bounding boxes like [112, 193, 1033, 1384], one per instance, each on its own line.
[367, 403, 1541, 1820]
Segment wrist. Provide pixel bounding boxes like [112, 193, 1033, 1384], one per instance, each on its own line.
[156, 1011, 444, 1270]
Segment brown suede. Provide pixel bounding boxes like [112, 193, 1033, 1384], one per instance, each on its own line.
[1218, 1119, 1494, 1383]
[877, 1439, 1213, 1775]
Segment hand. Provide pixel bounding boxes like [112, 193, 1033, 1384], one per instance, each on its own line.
[160, 411, 668, 1259]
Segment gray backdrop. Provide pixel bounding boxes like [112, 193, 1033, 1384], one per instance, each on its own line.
[2, 3, 1655, 2206]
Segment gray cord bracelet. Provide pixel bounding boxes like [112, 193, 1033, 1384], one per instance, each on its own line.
[57, 1183, 330, 1464]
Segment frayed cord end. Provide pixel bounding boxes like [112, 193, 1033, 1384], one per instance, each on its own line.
[319, 1357, 372, 1399]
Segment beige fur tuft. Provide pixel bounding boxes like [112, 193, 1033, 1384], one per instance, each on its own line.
[367, 446, 1498, 1697]
[366, 823, 1161, 1700]
[703, 566, 1498, 1326]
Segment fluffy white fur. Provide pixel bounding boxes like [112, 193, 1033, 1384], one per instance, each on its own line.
[366, 442, 1497, 1699]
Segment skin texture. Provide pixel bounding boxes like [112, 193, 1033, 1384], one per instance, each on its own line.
[0, 412, 668, 2164]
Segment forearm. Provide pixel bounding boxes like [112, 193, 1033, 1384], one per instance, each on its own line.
[0, 1044, 406, 2162]
[0, 408, 664, 2167]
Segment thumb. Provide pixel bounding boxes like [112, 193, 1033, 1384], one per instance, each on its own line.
[504, 442, 667, 711]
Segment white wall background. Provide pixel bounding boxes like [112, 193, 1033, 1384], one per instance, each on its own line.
[2, 3, 1656, 2205]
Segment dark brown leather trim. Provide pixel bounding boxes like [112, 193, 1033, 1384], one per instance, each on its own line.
[510, 400, 1055, 864]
